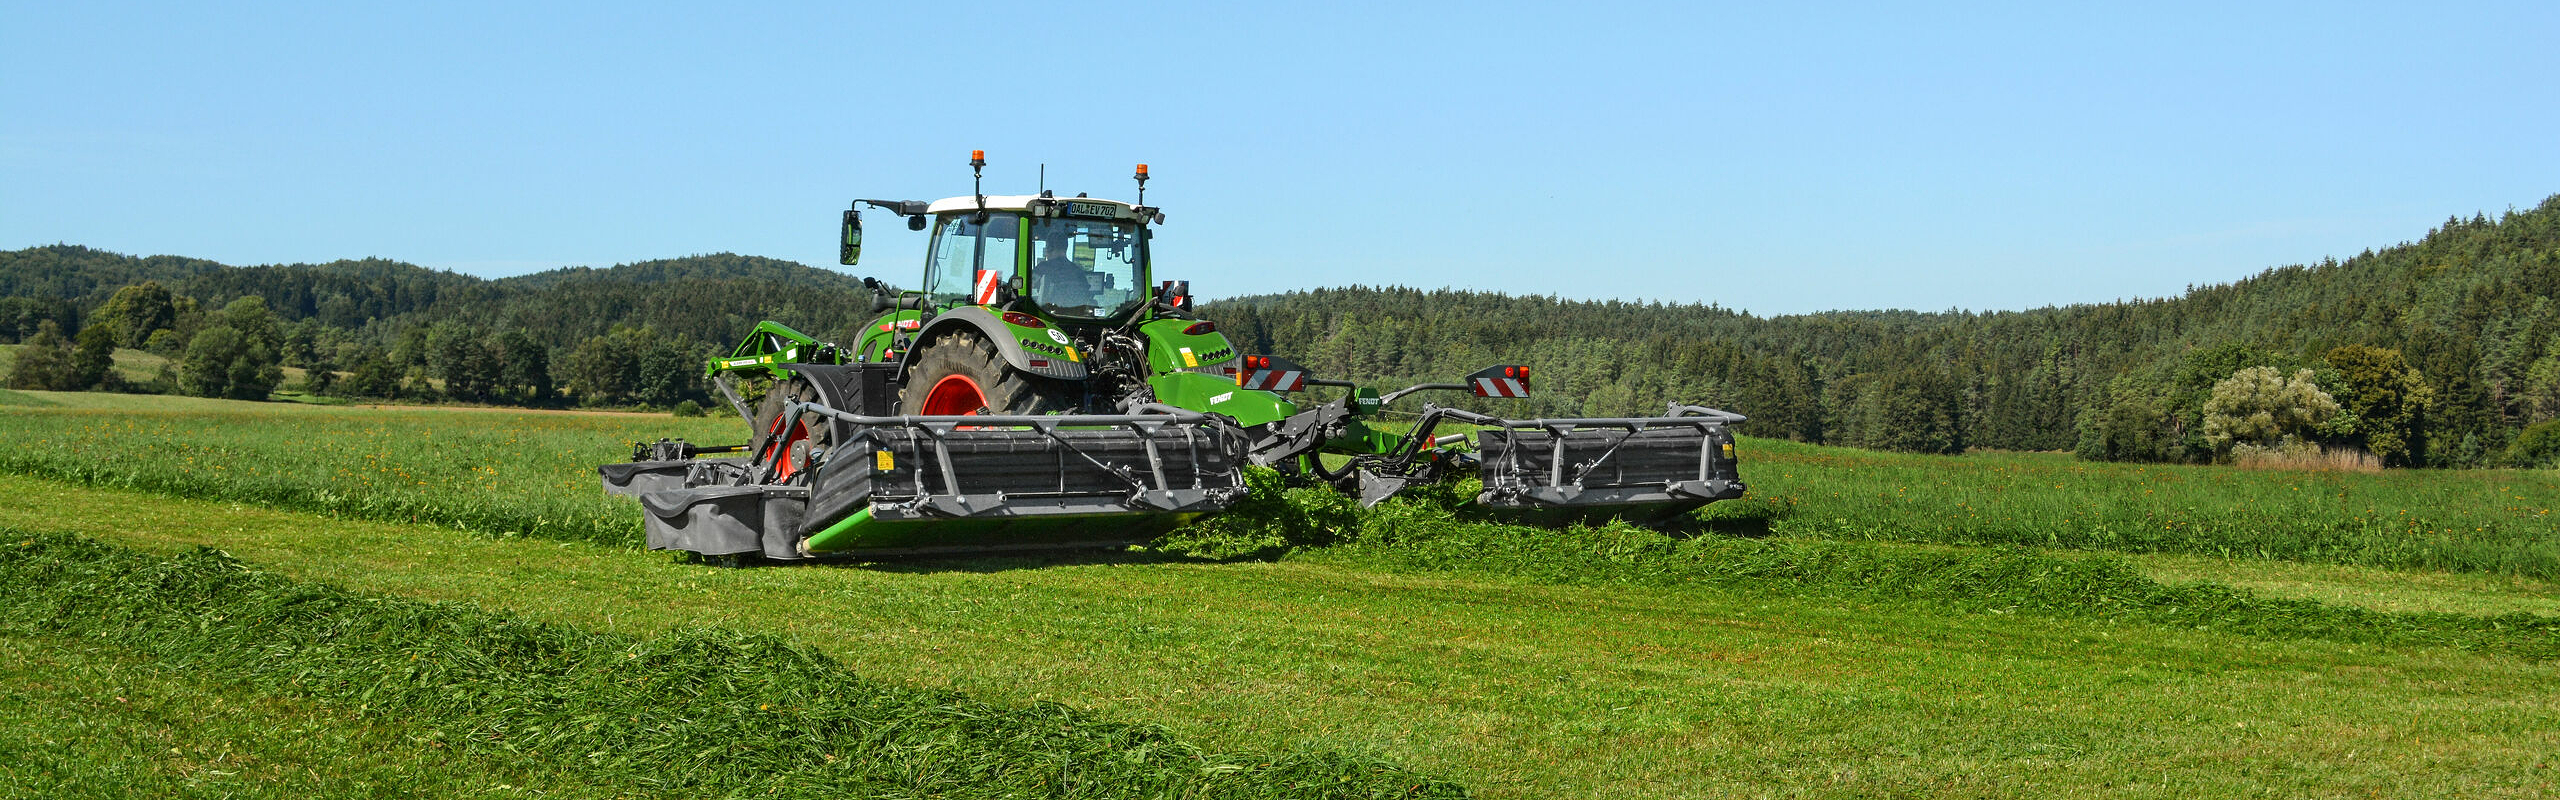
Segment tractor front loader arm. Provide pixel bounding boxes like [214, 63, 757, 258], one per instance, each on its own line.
[694, 320, 857, 424]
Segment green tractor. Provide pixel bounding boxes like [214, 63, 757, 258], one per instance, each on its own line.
[603, 152, 1747, 560]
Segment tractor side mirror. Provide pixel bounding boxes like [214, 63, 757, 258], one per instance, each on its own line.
[1156, 280, 1192, 313]
[840, 209, 863, 265]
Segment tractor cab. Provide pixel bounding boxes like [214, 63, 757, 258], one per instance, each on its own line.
[913, 194, 1155, 323]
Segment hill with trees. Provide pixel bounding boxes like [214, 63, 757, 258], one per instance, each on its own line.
[0, 247, 881, 408]
[1209, 195, 2560, 468]
[5, 193, 2556, 468]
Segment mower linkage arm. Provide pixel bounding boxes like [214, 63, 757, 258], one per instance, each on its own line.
[1378, 382, 1466, 406]
[855, 199, 930, 216]
[1429, 403, 1749, 430]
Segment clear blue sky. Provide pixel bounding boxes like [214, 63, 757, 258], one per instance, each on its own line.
[5, 1, 2556, 315]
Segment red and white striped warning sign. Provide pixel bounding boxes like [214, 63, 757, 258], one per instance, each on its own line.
[1471, 377, 1530, 398]
[1241, 369, 1306, 392]
[973, 269, 1000, 305]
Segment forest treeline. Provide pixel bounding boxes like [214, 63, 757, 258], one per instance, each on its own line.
[0, 249, 883, 409]
[5, 194, 2558, 468]
[1207, 195, 2560, 469]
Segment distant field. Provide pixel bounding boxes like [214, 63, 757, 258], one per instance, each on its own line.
[6, 392, 2560, 798]
[1, 344, 194, 387]
[1742, 437, 2560, 580]
[0, 391, 734, 542]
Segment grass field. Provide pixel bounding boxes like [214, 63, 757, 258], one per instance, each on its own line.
[3, 533, 1456, 799]
[1740, 438, 2560, 579]
[0, 634, 653, 799]
[4, 391, 2559, 798]
[0, 391, 733, 542]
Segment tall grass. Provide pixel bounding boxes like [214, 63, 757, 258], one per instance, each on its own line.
[2232, 444, 2383, 473]
[0, 531, 1464, 799]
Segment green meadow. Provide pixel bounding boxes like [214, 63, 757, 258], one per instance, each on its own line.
[2, 391, 2556, 798]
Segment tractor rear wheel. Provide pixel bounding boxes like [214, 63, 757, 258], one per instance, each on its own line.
[899, 328, 1075, 416]
[752, 374, 829, 483]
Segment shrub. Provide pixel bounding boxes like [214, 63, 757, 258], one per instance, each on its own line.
[2508, 420, 2560, 469]
[2201, 367, 2337, 460]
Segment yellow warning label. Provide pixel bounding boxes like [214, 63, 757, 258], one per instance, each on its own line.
[1066, 347, 1081, 363]
[1180, 347, 1198, 367]
[875, 450, 894, 471]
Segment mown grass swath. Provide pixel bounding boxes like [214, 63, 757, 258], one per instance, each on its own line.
[0, 531, 1464, 799]
[0, 632, 657, 799]
[1160, 470, 2560, 660]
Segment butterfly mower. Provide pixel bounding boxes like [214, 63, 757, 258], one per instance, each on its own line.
[601, 153, 1748, 561]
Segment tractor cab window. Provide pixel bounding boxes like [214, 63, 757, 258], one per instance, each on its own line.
[1026, 218, 1144, 319]
[924, 213, 1021, 304]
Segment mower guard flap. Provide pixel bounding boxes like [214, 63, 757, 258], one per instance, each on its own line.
[640, 484, 808, 559]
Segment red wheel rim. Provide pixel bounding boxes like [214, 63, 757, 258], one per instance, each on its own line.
[920, 374, 988, 415]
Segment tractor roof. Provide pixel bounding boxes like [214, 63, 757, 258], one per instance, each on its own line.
[925, 194, 1143, 220]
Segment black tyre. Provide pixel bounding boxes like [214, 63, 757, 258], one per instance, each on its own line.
[899, 328, 1076, 416]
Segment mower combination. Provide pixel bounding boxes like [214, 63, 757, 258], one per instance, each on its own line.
[601, 152, 1748, 560]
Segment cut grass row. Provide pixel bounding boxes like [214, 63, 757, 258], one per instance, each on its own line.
[2127, 553, 2560, 618]
[0, 634, 650, 800]
[11, 474, 2560, 799]
[1166, 473, 2560, 660]
[1, 532, 1462, 799]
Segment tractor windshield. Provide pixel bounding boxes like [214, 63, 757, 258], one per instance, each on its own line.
[1027, 218, 1145, 319]
[924, 213, 1022, 305]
